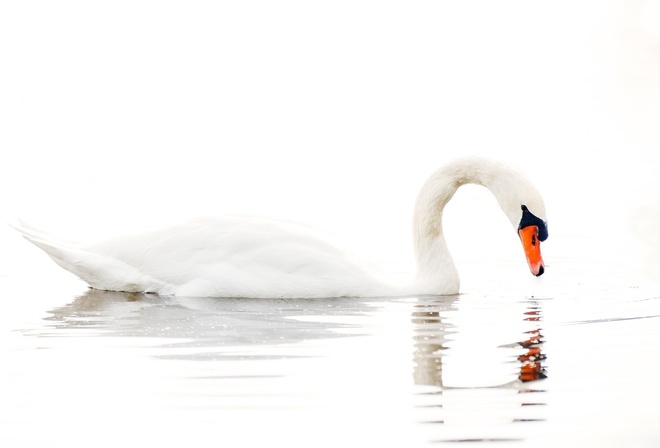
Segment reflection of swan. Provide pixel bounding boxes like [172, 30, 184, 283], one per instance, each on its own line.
[412, 296, 548, 438]
[412, 296, 547, 388]
[40, 289, 380, 352]
[13, 158, 548, 298]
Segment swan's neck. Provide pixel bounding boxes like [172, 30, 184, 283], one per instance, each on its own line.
[412, 158, 543, 295]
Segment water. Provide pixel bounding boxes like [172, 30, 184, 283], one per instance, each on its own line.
[2, 268, 660, 447]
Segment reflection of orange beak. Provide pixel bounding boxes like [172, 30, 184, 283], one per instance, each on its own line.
[519, 226, 544, 276]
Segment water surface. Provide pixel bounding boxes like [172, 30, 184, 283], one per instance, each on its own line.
[1, 275, 660, 447]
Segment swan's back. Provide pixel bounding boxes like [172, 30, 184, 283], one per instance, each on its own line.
[15, 217, 391, 298]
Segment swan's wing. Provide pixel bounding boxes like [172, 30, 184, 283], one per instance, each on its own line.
[12, 217, 395, 298]
[10, 220, 167, 292]
[87, 217, 391, 297]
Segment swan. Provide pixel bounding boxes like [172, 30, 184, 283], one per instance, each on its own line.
[12, 157, 548, 298]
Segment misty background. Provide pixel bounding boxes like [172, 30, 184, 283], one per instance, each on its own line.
[1, 0, 659, 287]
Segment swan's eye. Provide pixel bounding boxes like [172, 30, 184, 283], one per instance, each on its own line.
[519, 204, 548, 242]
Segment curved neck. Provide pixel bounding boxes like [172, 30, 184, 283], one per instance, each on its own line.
[412, 158, 542, 295]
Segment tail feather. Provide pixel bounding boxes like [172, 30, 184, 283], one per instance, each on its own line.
[9, 220, 86, 273]
[9, 219, 81, 248]
[9, 220, 167, 293]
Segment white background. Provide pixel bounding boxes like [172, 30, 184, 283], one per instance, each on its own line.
[1, 0, 659, 283]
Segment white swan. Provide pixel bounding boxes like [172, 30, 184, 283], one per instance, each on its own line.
[13, 157, 548, 298]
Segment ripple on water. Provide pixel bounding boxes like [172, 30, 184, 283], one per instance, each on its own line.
[6, 281, 660, 447]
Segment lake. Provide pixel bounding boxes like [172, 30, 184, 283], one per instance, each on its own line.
[2, 257, 659, 447]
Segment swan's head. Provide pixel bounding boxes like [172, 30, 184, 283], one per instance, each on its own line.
[518, 204, 548, 276]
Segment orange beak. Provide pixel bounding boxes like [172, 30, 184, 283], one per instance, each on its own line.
[519, 226, 544, 276]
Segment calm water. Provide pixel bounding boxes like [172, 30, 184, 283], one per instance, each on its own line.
[2, 269, 660, 447]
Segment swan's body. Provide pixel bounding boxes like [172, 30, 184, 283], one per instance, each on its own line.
[14, 158, 548, 298]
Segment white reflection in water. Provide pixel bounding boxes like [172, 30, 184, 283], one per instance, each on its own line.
[412, 297, 546, 388]
[17, 288, 551, 445]
[411, 296, 547, 444]
[42, 290, 380, 353]
[4, 280, 660, 447]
